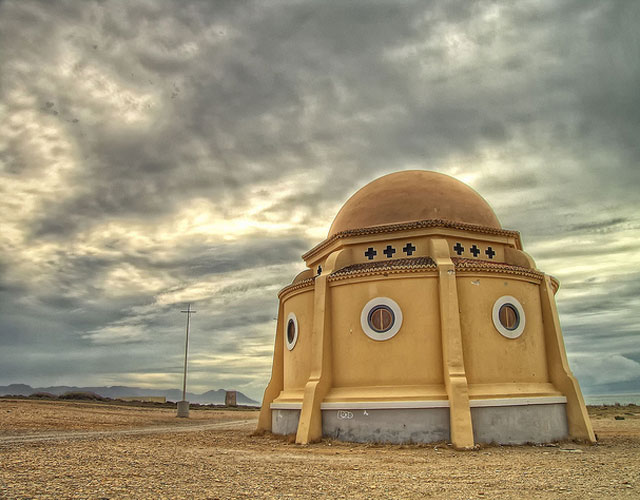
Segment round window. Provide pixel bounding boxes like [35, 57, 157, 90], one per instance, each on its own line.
[360, 297, 403, 341]
[287, 319, 296, 343]
[498, 304, 519, 331]
[368, 305, 395, 333]
[492, 296, 525, 339]
[285, 312, 298, 350]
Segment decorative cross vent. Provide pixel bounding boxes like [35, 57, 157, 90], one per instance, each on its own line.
[453, 242, 464, 255]
[383, 245, 396, 258]
[485, 246, 496, 259]
[470, 244, 480, 257]
[364, 247, 377, 260]
[403, 243, 416, 256]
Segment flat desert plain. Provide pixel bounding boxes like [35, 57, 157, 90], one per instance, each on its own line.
[1, 399, 639, 499]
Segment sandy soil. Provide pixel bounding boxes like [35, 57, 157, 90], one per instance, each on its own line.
[1, 400, 638, 499]
[0, 399, 257, 435]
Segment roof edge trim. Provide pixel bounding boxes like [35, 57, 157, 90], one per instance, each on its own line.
[278, 277, 315, 299]
[303, 218, 521, 261]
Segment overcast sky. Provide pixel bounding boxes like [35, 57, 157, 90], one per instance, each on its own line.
[1, 0, 638, 401]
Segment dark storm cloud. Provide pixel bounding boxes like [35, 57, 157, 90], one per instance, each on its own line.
[558, 273, 640, 316]
[6, 0, 640, 234]
[531, 240, 637, 261]
[55, 234, 307, 280]
[166, 237, 309, 277]
[567, 218, 630, 234]
[1, 0, 639, 399]
[474, 171, 541, 194]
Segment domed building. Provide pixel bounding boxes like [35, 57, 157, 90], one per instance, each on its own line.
[256, 171, 595, 448]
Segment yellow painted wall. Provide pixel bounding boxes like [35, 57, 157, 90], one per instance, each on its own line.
[329, 275, 444, 388]
[457, 276, 550, 385]
[282, 289, 314, 391]
[305, 229, 515, 270]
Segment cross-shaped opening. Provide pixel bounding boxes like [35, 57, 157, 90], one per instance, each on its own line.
[403, 243, 416, 256]
[453, 242, 464, 255]
[317, 265, 322, 275]
[364, 247, 377, 260]
[470, 244, 480, 257]
[383, 245, 396, 258]
[485, 246, 496, 259]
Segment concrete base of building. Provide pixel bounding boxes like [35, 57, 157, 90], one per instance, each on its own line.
[272, 408, 300, 435]
[322, 407, 451, 444]
[471, 403, 568, 445]
[271, 402, 568, 445]
[176, 400, 190, 418]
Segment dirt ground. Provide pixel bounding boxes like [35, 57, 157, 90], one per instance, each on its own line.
[0, 399, 257, 435]
[1, 400, 639, 499]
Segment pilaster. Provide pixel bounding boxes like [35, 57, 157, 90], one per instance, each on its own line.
[295, 249, 348, 443]
[540, 275, 596, 442]
[256, 301, 285, 432]
[429, 238, 475, 449]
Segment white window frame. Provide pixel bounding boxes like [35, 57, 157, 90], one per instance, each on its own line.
[492, 295, 525, 339]
[285, 312, 299, 350]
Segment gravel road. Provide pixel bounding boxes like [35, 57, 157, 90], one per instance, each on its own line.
[0, 418, 256, 445]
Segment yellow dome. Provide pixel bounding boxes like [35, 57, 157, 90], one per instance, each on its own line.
[328, 170, 501, 237]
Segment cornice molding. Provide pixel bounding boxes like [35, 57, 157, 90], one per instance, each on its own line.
[303, 218, 521, 261]
[277, 256, 544, 299]
[277, 277, 315, 299]
[452, 258, 543, 281]
[328, 256, 437, 282]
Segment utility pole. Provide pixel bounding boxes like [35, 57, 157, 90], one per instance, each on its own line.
[177, 303, 196, 418]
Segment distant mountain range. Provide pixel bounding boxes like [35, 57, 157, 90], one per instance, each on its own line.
[0, 383, 259, 406]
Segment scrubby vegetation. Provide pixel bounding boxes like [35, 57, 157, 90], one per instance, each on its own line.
[0, 392, 259, 410]
[58, 391, 109, 401]
[30, 392, 57, 399]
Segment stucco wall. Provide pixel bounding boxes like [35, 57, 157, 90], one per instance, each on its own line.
[282, 289, 314, 391]
[329, 275, 444, 388]
[457, 276, 550, 386]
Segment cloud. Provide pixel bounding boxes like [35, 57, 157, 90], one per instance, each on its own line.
[567, 217, 630, 234]
[570, 353, 640, 388]
[0, 0, 639, 400]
